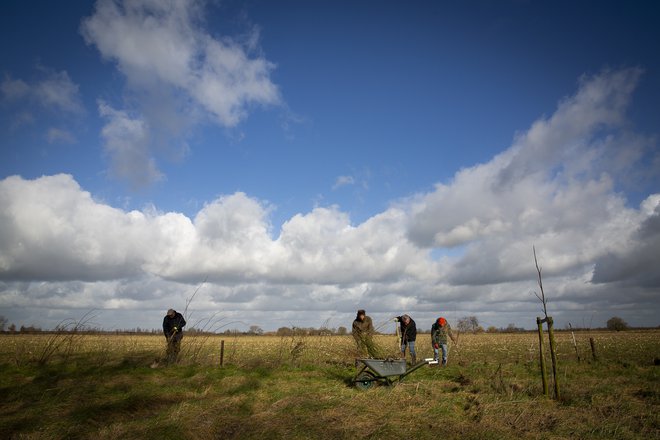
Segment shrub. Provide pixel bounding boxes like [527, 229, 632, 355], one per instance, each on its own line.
[606, 316, 629, 331]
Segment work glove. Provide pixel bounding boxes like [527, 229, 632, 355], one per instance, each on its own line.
[433, 343, 439, 349]
[173, 327, 178, 332]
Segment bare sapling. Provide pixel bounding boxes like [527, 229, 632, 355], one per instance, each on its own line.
[532, 246, 560, 399]
[37, 310, 99, 365]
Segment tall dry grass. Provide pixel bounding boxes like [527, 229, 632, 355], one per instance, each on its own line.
[2, 329, 657, 369]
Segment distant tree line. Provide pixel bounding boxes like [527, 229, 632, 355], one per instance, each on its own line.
[0, 315, 652, 335]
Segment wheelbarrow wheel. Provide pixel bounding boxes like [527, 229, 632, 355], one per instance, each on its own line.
[355, 371, 377, 390]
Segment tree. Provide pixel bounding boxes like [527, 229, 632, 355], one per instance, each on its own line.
[276, 327, 292, 336]
[457, 317, 471, 333]
[249, 325, 264, 335]
[0, 315, 7, 332]
[606, 316, 629, 331]
[457, 316, 480, 333]
[336, 326, 347, 335]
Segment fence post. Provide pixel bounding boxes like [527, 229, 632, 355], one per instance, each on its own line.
[569, 323, 580, 362]
[220, 339, 225, 367]
[547, 317, 560, 400]
[536, 317, 549, 396]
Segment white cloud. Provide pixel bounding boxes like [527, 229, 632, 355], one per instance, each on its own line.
[0, 174, 152, 281]
[407, 68, 654, 285]
[333, 175, 355, 189]
[591, 195, 660, 287]
[80, 0, 281, 186]
[0, 174, 430, 286]
[81, 0, 280, 126]
[98, 101, 163, 188]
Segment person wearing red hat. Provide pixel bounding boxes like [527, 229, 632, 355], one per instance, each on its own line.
[431, 317, 457, 366]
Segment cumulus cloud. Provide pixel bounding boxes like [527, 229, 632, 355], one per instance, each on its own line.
[0, 173, 439, 328]
[407, 68, 657, 288]
[0, 174, 431, 286]
[80, 0, 281, 186]
[592, 195, 660, 287]
[0, 174, 151, 281]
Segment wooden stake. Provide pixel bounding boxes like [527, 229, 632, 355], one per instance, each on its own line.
[569, 323, 580, 362]
[536, 317, 548, 396]
[547, 317, 560, 399]
[220, 339, 225, 367]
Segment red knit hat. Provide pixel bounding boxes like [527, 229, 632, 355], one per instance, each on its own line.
[438, 317, 447, 326]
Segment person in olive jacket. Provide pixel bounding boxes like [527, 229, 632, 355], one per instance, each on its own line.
[395, 314, 417, 364]
[431, 317, 457, 366]
[163, 308, 186, 363]
[352, 309, 375, 356]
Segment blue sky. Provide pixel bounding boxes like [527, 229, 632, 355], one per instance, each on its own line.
[1, 0, 659, 332]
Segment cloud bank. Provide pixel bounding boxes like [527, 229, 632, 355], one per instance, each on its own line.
[1, 68, 658, 330]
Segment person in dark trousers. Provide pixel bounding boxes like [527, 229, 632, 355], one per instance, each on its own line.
[431, 317, 457, 366]
[395, 314, 417, 364]
[352, 309, 375, 356]
[163, 308, 186, 364]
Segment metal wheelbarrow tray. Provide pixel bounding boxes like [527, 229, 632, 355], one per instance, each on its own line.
[352, 358, 437, 389]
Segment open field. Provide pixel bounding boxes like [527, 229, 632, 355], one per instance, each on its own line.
[1, 330, 658, 439]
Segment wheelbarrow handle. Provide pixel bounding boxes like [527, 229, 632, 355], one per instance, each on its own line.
[400, 359, 432, 378]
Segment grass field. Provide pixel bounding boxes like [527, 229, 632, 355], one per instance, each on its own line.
[1, 330, 658, 439]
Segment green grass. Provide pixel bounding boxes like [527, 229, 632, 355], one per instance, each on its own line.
[0, 331, 658, 439]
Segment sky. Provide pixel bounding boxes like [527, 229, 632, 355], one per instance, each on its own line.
[1, 0, 659, 333]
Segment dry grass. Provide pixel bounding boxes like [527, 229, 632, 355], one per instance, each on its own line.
[0, 330, 658, 439]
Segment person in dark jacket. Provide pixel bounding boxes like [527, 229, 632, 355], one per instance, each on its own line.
[431, 317, 457, 366]
[163, 308, 186, 363]
[395, 314, 417, 364]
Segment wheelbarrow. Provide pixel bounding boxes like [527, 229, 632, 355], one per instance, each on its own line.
[352, 358, 438, 390]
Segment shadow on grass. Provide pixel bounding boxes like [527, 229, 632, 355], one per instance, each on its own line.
[0, 413, 40, 439]
[320, 365, 356, 387]
[70, 392, 183, 425]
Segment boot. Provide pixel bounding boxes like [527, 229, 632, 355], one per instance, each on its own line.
[411, 354, 417, 365]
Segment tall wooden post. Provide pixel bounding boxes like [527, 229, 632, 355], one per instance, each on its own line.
[547, 317, 560, 399]
[220, 339, 225, 367]
[536, 317, 549, 396]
